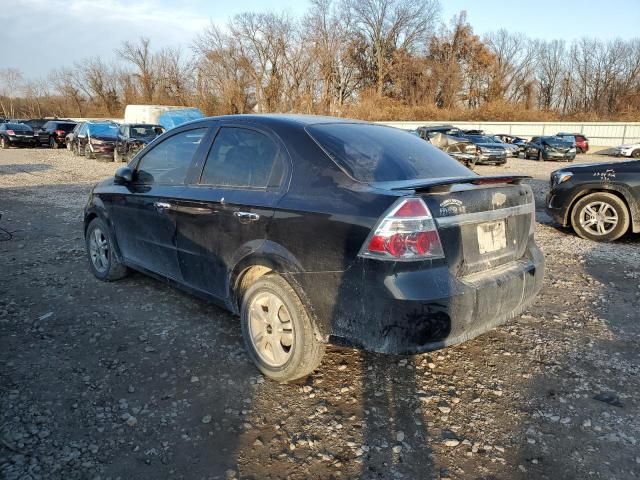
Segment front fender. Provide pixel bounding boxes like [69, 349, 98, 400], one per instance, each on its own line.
[565, 182, 639, 232]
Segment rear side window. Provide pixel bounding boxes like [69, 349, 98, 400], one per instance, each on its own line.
[200, 127, 284, 188]
[136, 128, 207, 185]
[306, 123, 471, 182]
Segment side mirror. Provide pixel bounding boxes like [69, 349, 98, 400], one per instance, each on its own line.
[114, 166, 133, 184]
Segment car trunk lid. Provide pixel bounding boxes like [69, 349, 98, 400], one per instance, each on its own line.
[377, 176, 535, 276]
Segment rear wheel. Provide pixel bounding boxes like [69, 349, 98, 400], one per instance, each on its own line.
[240, 274, 325, 382]
[571, 192, 630, 242]
[85, 217, 128, 281]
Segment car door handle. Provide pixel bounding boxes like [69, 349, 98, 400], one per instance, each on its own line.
[154, 201, 172, 212]
[234, 211, 260, 223]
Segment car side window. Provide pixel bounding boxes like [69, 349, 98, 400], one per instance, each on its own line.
[136, 128, 207, 185]
[200, 127, 284, 189]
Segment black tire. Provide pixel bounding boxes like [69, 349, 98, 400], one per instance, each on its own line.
[50, 137, 59, 149]
[0, 137, 7, 149]
[240, 274, 325, 382]
[571, 192, 630, 242]
[537, 150, 544, 161]
[85, 144, 94, 159]
[85, 217, 128, 281]
[632, 149, 640, 159]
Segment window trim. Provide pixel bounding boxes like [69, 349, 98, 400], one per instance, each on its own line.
[195, 124, 288, 192]
[130, 126, 211, 187]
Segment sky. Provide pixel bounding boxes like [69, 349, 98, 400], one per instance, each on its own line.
[1, 0, 639, 80]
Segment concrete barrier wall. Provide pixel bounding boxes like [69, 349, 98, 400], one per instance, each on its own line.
[377, 121, 640, 148]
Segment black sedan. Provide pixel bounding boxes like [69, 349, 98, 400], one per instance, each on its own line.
[36, 120, 77, 148]
[0, 123, 38, 148]
[84, 115, 544, 381]
[546, 160, 639, 241]
[524, 136, 576, 162]
[114, 123, 165, 162]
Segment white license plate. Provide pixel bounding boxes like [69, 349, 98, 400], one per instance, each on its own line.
[477, 220, 507, 254]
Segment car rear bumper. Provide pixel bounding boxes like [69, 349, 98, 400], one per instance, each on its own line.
[294, 240, 544, 354]
[7, 137, 38, 146]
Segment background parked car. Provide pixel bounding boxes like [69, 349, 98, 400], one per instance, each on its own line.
[614, 142, 640, 158]
[525, 136, 576, 162]
[488, 135, 520, 157]
[427, 132, 479, 168]
[494, 134, 528, 153]
[556, 132, 589, 153]
[114, 123, 165, 162]
[36, 120, 77, 148]
[462, 134, 508, 165]
[546, 160, 639, 241]
[72, 122, 119, 160]
[0, 123, 38, 149]
[66, 122, 84, 151]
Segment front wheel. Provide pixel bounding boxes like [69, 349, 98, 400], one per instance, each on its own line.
[632, 149, 640, 159]
[240, 274, 325, 382]
[571, 192, 630, 242]
[85, 218, 128, 281]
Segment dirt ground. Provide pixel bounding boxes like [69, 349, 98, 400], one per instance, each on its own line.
[1, 148, 639, 480]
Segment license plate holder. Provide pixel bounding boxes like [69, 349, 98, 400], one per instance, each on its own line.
[477, 220, 507, 254]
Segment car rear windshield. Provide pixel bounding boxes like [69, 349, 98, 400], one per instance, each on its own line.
[307, 123, 472, 182]
[5, 123, 32, 131]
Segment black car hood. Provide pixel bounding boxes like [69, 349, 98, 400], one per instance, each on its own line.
[559, 160, 639, 173]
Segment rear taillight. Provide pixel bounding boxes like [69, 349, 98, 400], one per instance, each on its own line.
[359, 197, 445, 261]
[6, 129, 15, 135]
[54, 129, 65, 135]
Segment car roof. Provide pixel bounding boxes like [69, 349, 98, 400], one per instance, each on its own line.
[204, 114, 369, 126]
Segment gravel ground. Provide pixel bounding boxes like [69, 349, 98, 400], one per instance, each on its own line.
[1, 148, 639, 480]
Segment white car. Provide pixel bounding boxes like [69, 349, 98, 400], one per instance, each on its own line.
[614, 143, 640, 158]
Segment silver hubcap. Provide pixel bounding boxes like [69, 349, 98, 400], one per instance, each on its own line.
[88, 227, 109, 273]
[248, 292, 294, 367]
[580, 201, 618, 235]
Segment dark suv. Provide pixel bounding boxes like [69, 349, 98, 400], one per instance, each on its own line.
[84, 115, 544, 382]
[556, 132, 589, 154]
[37, 120, 77, 148]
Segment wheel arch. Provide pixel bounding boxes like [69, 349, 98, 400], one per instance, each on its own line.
[227, 243, 328, 342]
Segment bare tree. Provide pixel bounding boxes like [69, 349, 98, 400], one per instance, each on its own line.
[0, 68, 23, 118]
[118, 38, 158, 103]
[346, 0, 440, 95]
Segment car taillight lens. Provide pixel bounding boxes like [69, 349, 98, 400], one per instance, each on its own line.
[359, 197, 445, 261]
[6, 130, 15, 135]
[54, 129, 65, 135]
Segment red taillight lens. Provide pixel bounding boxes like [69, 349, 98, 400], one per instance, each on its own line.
[360, 198, 445, 261]
[54, 129, 65, 135]
[6, 130, 15, 135]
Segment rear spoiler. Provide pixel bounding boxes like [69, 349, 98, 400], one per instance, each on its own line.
[385, 175, 531, 193]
